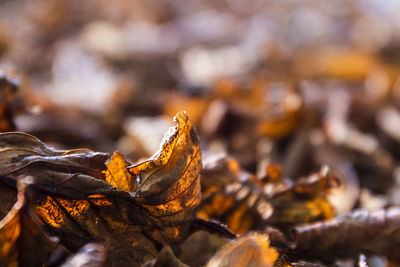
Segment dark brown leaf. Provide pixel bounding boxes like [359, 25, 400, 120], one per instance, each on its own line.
[143, 246, 188, 267]
[0, 180, 63, 267]
[198, 163, 338, 234]
[290, 207, 400, 263]
[0, 111, 202, 266]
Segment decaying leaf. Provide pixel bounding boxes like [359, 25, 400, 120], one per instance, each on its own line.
[143, 246, 188, 267]
[206, 232, 279, 267]
[290, 207, 400, 263]
[178, 230, 229, 267]
[201, 154, 249, 194]
[267, 166, 339, 227]
[0, 180, 63, 267]
[103, 151, 137, 192]
[198, 162, 338, 234]
[0, 111, 203, 266]
[128, 111, 202, 245]
[0, 73, 20, 132]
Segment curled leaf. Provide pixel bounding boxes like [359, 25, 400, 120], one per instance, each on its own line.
[143, 246, 188, 267]
[103, 151, 136, 192]
[0, 181, 63, 266]
[0, 111, 203, 266]
[128, 111, 202, 243]
[199, 163, 338, 234]
[206, 232, 279, 267]
[291, 207, 400, 263]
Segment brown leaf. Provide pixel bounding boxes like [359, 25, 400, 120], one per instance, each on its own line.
[198, 163, 338, 234]
[179, 230, 229, 267]
[143, 246, 188, 267]
[290, 207, 400, 263]
[201, 154, 249, 194]
[206, 232, 279, 267]
[267, 167, 339, 227]
[0, 111, 202, 266]
[128, 111, 202, 244]
[0, 132, 109, 176]
[0, 180, 62, 267]
[103, 151, 137, 192]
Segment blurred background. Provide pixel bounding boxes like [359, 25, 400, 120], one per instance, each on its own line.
[2, 0, 400, 210]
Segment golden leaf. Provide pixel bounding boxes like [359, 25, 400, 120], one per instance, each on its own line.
[206, 232, 279, 267]
[102, 151, 137, 192]
[128, 111, 202, 243]
[0, 112, 203, 265]
[0, 183, 60, 266]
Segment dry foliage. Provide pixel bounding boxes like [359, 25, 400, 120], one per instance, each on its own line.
[1, 1, 400, 265]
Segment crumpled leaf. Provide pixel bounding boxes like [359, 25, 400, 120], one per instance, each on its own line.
[103, 151, 137, 192]
[128, 111, 202, 244]
[143, 246, 188, 267]
[206, 232, 279, 267]
[0, 180, 63, 267]
[198, 162, 338, 234]
[290, 207, 400, 263]
[0, 131, 112, 208]
[201, 153, 249, 194]
[267, 166, 339, 227]
[0, 111, 202, 266]
[178, 230, 229, 267]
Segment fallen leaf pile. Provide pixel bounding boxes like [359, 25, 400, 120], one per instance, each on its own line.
[1, 0, 400, 266]
[0, 112, 211, 266]
[0, 109, 399, 266]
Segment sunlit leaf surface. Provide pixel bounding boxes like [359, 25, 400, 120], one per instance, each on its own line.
[0, 112, 202, 266]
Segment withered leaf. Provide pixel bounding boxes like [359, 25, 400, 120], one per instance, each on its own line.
[178, 229, 230, 267]
[290, 207, 400, 263]
[0, 111, 202, 266]
[198, 162, 338, 234]
[201, 154, 249, 194]
[0, 132, 113, 208]
[0, 181, 62, 267]
[143, 246, 188, 267]
[267, 167, 339, 227]
[206, 232, 279, 267]
[103, 151, 137, 192]
[128, 111, 202, 244]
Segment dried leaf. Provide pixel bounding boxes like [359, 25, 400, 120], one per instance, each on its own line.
[0, 111, 202, 266]
[143, 246, 188, 267]
[206, 232, 279, 267]
[199, 164, 338, 234]
[201, 154, 248, 194]
[267, 167, 339, 227]
[290, 207, 400, 263]
[0, 181, 62, 266]
[179, 230, 229, 267]
[103, 151, 136, 192]
[128, 111, 202, 244]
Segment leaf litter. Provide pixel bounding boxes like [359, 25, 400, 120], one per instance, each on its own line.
[1, 1, 400, 265]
